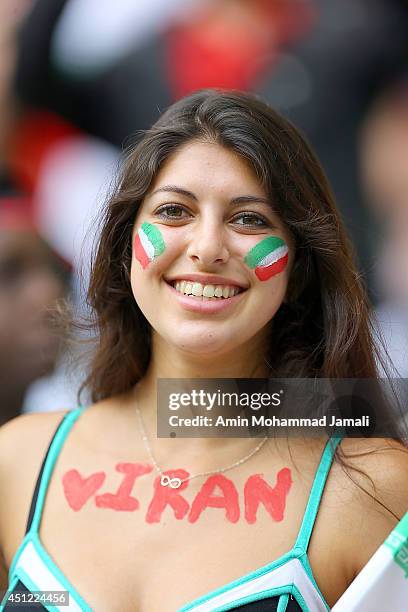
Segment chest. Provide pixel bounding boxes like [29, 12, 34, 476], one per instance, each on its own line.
[36, 466, 309, 611]
[45, 510, 304, 611]
[5, 448, 351, 611]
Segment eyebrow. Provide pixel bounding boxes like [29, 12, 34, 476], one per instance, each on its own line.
[150, 185, 271, 207]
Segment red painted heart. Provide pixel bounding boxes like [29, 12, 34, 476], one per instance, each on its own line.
[62, 470, 106, 511]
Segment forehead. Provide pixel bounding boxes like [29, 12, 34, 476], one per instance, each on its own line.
[147, 141, 266, 197]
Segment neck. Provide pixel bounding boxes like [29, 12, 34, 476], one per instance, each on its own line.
[132, 335, 271, 454]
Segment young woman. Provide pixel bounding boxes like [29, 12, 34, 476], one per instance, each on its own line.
[0, 90, 407, 612]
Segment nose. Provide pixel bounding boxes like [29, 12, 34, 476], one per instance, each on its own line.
[186, 214, 230, 268]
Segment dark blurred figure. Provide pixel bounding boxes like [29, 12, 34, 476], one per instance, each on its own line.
[359, 82, 408, 375]
[0, 197, 69, 424]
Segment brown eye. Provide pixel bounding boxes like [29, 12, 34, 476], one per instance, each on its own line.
[155, 204, 191, 220]
[165, 206, 183, 217]
[232, 213, 268, 227]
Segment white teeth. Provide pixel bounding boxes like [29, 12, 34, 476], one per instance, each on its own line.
[191, 282, 203, 297]
[202, 285, 215, 297]
[172, 281, 242, 299]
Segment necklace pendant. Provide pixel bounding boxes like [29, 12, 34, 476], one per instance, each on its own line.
[160, 474, 182, 488]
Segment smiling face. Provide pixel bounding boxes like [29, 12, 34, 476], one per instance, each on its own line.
[130, 141, 293, 359]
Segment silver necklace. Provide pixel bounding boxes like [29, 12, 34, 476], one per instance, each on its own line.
[135, 406, 268, 488]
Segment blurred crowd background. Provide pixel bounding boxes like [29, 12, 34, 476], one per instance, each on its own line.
[1, 0, 408, 424]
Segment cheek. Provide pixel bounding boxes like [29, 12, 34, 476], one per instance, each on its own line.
[243, 236, 289, 282]
[133, 222, 166, 270]
[132, 223, 189, 273]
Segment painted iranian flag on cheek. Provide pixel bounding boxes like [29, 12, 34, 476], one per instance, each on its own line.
[133, 222, 166, 269]
[244, 236, 289, 281]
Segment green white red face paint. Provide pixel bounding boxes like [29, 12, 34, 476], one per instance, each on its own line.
[134, 222, 165, 269]
[244, 236, 289, 281]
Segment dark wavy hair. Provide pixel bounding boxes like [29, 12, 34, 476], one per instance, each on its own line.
[81, 89, 385, 402]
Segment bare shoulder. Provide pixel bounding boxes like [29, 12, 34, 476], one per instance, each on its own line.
[339, 437, 408, 518]
[0, 411, 68, 567]
[0, 410, 68, 476]
[307, 437, 408, 605]
[330, 437, 408, 576]
[0, 397, 127, 551]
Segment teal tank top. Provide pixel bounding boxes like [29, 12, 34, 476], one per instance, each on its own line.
[1, 407, 343, 611]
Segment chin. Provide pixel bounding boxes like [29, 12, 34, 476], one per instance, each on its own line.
[171, 334, 236, 358]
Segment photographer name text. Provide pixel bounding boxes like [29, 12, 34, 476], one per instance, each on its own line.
[168, 414, 370, 428]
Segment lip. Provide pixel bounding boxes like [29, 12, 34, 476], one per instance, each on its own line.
[165, 280, 246, 314]
[164, 273, 248, 289]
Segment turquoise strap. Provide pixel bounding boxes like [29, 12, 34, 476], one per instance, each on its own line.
[29, 407, 85, 534]
[294, 436, 343, 552]
[277, 593, 289, 612]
